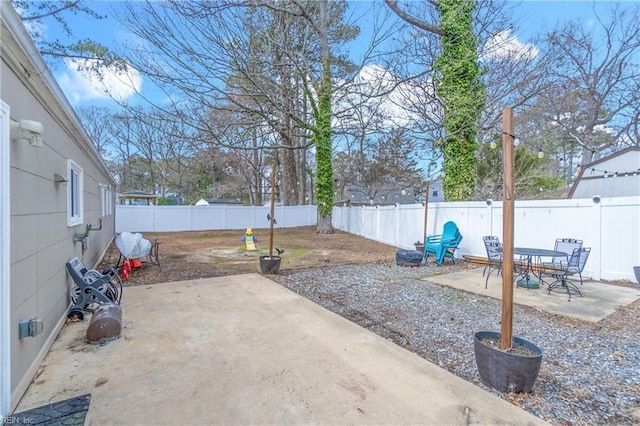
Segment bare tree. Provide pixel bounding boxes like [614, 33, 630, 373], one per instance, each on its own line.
[77, 106, 116, 159]
[111, 0, 366, 231]
[12, 0, 126, 71]
[540, 3, 640, 163]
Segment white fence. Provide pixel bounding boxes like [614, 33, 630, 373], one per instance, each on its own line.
[332, 196, 640, 283]
[116, 204, 318, 233]
[115, 197, 640, 282]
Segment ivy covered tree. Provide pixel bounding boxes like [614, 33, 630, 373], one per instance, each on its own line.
[434, 0, 484, 200]
[115, 0, 358, 232]
[310, 0, 335, 233]
[386, 0, 485, 201]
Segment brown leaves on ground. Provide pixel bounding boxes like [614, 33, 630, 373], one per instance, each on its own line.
[99, 226, 402, 286]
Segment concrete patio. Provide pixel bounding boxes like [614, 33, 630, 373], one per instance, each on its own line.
[14, 269, 638, 425]
[14, 273, 551, 425]
[428, 267, 640, 323]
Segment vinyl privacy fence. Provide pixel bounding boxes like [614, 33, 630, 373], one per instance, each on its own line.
[116, 204, 317, 233]
[332, 196, 640, 283]
[115, 197, 640, 282]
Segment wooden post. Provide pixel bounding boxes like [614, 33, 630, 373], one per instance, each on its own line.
[423, 181, 430, 242]
[501, 108, 515, 350]
[269, 163, 276, 259]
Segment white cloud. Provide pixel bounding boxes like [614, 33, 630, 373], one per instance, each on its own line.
[58, 59, 142, 104]
[335, 64, 432, 129]
[482, 29, 539, 61]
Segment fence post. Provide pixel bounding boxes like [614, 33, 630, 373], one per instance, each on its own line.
[376, 205, 381, 241]
[152, 205, 157, 232]
[486, 198, 494, 236]
[311, 205, 315, 227]
[395, 204, 401, 247]
[590, 195, 603, 280]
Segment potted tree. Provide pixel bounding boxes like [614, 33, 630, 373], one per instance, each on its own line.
[259, 164, 282, 274]
[473, 108, 543, 393]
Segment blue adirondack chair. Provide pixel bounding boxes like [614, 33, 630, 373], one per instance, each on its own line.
[424, 221, 463, 266]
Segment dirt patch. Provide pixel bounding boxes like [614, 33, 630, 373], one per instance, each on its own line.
[98, 226, 406, 285]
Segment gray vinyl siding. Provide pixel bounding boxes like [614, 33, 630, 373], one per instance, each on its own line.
[569, 148, 640, 199]
[2, 3, 116, 407]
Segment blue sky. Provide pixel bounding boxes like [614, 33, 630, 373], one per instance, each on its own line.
[29, 0, 636, 109]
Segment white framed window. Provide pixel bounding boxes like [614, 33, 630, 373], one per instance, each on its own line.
[100, 184, 106, 217]
[107, 186, 112, 215]
[67, 159, 84, 226]
[99, 184, 113, 217]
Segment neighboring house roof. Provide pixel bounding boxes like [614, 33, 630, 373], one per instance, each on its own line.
[122, 190, 157, 197]
[196, 197, 243, 206]
[568, 146, 640, 199]
[426, 180, 445, 203]
[338, 180, 444, 206]
[341, 183, 415, 205]
[119, 191, 159, 205]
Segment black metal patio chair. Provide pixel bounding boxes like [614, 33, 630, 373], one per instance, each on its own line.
[541, 238, 582, 286]
[546, 247, 591, 298]
[482, 236, 503, 288]
[543, 238, 582, 269]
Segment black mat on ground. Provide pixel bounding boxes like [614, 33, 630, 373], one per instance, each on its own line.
[11, 394, 91, 425]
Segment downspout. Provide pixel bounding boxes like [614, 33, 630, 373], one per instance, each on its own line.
[1, 101, 11, 418]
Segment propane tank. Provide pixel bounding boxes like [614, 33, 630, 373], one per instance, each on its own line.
[86, 303, 122, 344]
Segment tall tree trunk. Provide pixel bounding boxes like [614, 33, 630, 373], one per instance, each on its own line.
[252, 130, 262, 205]
[281, 136, 298, 205]
[315, 0, 333, 234]
[435, 0, 484, 201]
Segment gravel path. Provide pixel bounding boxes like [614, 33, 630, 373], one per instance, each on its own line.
[271, 262, 640, 425]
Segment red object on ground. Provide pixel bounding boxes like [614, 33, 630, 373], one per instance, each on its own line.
[131, 258, 143, 268]
[122, 259, 131, 280]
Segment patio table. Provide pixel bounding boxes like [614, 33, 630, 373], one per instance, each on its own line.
[498, 247, 568, 289]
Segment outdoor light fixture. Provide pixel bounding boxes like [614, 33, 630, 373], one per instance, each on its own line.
[497, 132, 544, 160]
[11, 119, 44, 147]
[54, 173, 67, 184]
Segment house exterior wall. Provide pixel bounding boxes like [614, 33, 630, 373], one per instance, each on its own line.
[1, 3, 116, 412]
[1, 101, 11, 420]
[572, 174, 640, 199]
[570, 148, 640, 199]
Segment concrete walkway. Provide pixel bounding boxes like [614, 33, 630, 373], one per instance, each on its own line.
[427, 267, 640, 322]
[15, 274, 546, 425]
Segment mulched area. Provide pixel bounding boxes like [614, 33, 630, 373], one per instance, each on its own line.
[271, 263, 640, 425]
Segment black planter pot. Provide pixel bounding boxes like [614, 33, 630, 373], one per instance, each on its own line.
[259, 255, 281, 274]
[474, 331, 543, 393]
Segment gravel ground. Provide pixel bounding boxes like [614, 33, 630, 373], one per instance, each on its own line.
[270, 262, 640, 425]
